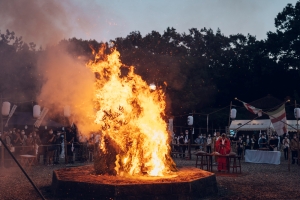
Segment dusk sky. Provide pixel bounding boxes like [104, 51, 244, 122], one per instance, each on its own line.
[0, 0, 299, 45]
[72, 0, 299, 42]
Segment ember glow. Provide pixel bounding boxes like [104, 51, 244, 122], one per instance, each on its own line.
[87, 48, 176, 176]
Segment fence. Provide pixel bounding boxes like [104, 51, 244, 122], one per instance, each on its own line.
[0, 142, 96, 167]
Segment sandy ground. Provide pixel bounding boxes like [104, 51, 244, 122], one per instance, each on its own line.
[0, 152, 299, 200]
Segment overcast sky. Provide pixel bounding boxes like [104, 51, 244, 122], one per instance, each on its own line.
[0, 0, 298, 45]
[71, 0, 298, 42]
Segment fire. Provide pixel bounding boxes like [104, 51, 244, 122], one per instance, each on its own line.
[87, 47, 176, 176]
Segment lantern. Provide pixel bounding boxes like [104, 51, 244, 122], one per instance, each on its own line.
[230, 108, 237, 119]
[2, 101, 11, 116]
[25, 125, 28, 129]
[33, 105, 41, 118]
[149, 83, 156, 90]
[294, 108, 300, 119]
[64, 106, 71, 117]
[187, 116, 193, 126]
[45, 126, 47, 130]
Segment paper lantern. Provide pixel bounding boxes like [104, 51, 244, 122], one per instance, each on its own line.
[33, 105, 41, 118]
[230, 108, 237, 119]
[187, 116, 193, 125]
[2, 102, 11, 116]
[294, 108, 300, 119]
[64, 106, 71, 117]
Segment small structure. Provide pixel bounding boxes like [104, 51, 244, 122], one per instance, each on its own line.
[229, 119, 274, 132]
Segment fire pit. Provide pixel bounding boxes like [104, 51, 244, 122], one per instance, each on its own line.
[52, 165, 217, 199]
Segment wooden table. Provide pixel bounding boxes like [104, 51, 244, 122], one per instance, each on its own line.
[19, 155, 36, 169]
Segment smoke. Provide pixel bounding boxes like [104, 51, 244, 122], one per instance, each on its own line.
[0, 0, 106, 133]
[0, 0, 95, 46]
[36, 45, 100, 133]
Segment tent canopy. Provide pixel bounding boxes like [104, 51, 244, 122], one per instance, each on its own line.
[229, 119, 274, 131]
[286, 120, 300, 132]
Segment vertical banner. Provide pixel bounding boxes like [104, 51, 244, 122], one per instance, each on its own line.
[5, 105, 17, 127]
[34, 108, 49, 128]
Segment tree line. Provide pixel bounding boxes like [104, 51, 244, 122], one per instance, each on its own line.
[0, 1, 299, 129]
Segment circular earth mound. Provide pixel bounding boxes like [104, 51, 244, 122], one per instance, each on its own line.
[52, 165, 217, 199]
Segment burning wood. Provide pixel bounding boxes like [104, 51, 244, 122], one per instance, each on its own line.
[87, 48, 177, 176]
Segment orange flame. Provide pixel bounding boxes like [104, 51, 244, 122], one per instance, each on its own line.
[87, 48, 176, 176]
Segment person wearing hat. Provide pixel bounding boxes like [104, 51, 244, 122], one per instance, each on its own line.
[215, 133, 231, 172]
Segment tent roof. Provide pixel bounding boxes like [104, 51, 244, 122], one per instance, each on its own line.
[287, 120, 300, 132]
[7, 112, 63, 128]
[230, 119, 274, 131]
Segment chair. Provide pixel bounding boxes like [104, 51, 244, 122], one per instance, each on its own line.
[195, 152, 209, 170]
[228, 155, 241, 173]
[19, 154, 36, 169]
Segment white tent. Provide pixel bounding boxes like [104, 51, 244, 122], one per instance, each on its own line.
[286, 120, 300, 132]
[229, 119, 274, 131]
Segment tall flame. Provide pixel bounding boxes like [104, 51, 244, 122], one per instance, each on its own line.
[87, 48, 176, 176]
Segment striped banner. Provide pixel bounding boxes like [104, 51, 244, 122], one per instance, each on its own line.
[266, 104, 287, 136]
[34, 107, 49, 128]
[5, 105, 17, 127]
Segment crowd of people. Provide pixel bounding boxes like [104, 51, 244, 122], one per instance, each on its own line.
[172, 130, 300, 170]
[0, 126, 100, 166]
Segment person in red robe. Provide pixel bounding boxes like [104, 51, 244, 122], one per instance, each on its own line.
[215, 133, 231, 171]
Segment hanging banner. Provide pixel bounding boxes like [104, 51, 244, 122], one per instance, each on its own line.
[34, 107, 49, 128]
[5, 105, 17, 127]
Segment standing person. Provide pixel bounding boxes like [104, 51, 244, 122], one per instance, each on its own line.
[183, 130, 190, 158]
[282, 136, 290, 160]
[244, 135, 251, 152]
[12, 129, 22, 155]
[24, 132, 34, 155]
[20, 130, 27, 154]
[45, 129, 56, 165]
[237, 137, 244, 157]
[206, 134, 212, 153]
[258, 135, 267, 148]
[290, 134, 299, 164]
[178, 132, 185, 158]
[215, 133, 231, 172]
[251, 135, 258, 150]
[53, 132, 62, 164]
[33, 131, 42, 163]
[202, 134, 207, 151]
[269, 135, 277, 151]
[66, 127, 75, 164]
[194, 134, 201, 150]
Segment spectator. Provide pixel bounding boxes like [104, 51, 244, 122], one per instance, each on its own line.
[53, 132, 62, 164]
[244, 135, 251, 151]
[274, 135, 279, 151]
[12, 129, 22, 155]
[258, 135, 267, 148]
[24, 132, 34, 155]
[202, 135, 207, 151]
[206, 134, 212, 153]
[20, 130, 27, 154]
[282, 136, 290, 160]
[33, 131, 42, 162]
[290, 134, 299, 164]
[237, 137, 244, 157]
[269, 135, 277, 151]
[45, 129, 56, 165]
[178, 132, 185, 158]
[194, 134, 202, 150]
[251, 135, 258, 150]
[66, 127, 75, 164]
